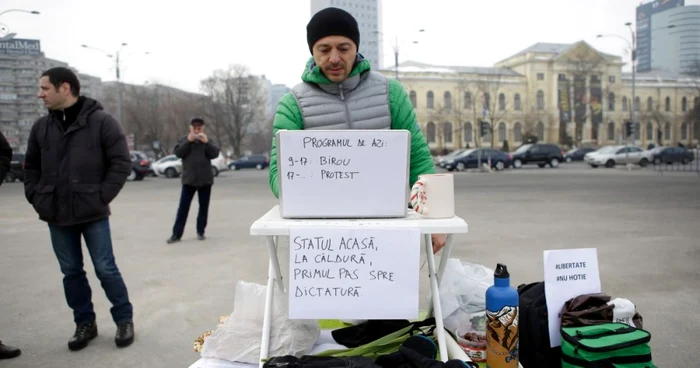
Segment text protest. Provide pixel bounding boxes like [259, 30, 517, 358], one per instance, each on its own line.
[288, 227, 420, 319]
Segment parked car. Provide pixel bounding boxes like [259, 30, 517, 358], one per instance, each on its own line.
[151, 154, 182, 178]
[228, 154, 269, 170]
[128, 151, 151, 181]
[210, 152, 229, 177]
[3, 152, 25, 183]
[444, 148, 512, 171]
[584, 145, 649, 168]
[649, 146, 695, 165]
[565, 147, 597, 162]
[511, 143, 565, 168]
[437, 149, 468, 168]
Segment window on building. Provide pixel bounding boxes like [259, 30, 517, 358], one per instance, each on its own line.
[536, 90, 544, 110]
[444, 91, 452, 110]
[536, 121, 545, 140]
[426, 122, 436, 142]
[537, 73, 544, 81]
[647, 97, 653, 112]
[464, 122, 473, 143]
[608, 92, 615, 111]
[609, 76, 616, 83]
[409, 90, 417, 107]
[444, 122, 453, 143]
[664, 122, 671, 140]
[681, 122, 688, 140]
[634, 97, 640, 111]
[608, 122, 615, 141]
[681, 97, 687, 112]
[665, 97, 671, 112]
[634, 122, 640, 140]
[464, 92, 472, 109]
[483, 93, 490, 110]
[427, 91, 434, 109]
[498, 122, 506, 141]
[514, 94, 521, 110]
[647, 122, 653, 141]
[622, 97, 628, 112]
[498, 93, 506, 110]
[513, 122, 522, 141]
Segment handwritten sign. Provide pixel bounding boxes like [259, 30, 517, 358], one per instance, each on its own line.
[276, 130, 410, 218]
[288, 227, 421, 320]
[543, 248, 601, 347]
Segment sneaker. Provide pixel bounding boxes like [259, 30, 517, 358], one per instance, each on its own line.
[166, 235, 181, 244]
[68, 322, 98, 351]
[197, 234, 206, 241]
[0, 341, 21, 359]
[115, 320, 134, 348]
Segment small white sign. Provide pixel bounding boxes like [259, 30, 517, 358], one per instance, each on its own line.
[288, 227, 421, 320]
[544, 248, 601, 347]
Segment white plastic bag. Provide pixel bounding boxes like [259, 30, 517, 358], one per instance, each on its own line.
[201, 281, 320, 364]
[439, 259, 494, 334]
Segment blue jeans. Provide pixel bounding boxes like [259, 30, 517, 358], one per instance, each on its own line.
[49, 218, 133, 324]
[172, 184, 212, 238]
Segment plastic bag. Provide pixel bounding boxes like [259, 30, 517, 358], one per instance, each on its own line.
[439, 259, 494, 333]
[201, 281, 320, 364]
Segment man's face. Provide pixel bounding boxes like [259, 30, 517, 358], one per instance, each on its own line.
[38, 76, 69, 110]
[312, 35, 357, 83]
[192, 124, 204, 134]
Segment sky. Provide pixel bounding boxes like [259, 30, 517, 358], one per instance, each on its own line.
[2, 0, 699, 94]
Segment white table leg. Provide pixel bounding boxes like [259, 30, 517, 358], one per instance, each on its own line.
[424, 234, 449, 362]
[426, 234, 454, 318]
[260, 236, 285, 367]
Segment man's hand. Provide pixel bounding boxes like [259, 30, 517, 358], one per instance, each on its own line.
[197, 133, 209, 143]
[187, 127, 196, 142]
[431, 234, 447, 254]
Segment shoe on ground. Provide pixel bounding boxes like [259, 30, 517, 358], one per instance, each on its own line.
[166, 235, 181, 244]
[115, 320, 134, 348]
[0, 341, 21, 359]
[197, 234, 206, 241]
[68, 322, 98, 351]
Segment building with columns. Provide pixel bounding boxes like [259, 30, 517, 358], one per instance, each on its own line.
[379, 41, 699, 153]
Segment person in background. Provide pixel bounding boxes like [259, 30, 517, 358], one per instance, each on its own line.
[267, 7, 446, 253]
[166, 118, 220, 244]
[24, 67, 135, 352]
[0, 131, 22, 360]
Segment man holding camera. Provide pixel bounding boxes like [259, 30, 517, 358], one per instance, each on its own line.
[166, 118, 220, 244]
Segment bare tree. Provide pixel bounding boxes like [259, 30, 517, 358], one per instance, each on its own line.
[640, 87, 670, 146]
[474, 72, 509, 147]
[561, 45, 605, 143]
[200, 64, 268, 158]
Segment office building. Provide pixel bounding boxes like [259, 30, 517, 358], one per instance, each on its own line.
[635, 0, 686, 73]
[650, 5, 700, 75]
[0, 38, 102, 153]
[310, 0, 383, 71]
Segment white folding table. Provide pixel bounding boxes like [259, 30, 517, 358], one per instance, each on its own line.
[249, 205, 469, 367]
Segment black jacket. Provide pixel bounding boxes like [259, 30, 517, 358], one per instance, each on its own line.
[173, 135, 220, 187]
[0, 130, 11, 186]
[23, 97, 131, 226]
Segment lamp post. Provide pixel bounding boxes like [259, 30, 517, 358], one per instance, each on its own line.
[81, 43, 149, 127]
[0, 9, 40, 17]
[373, 29, 425, 80]
[0, 8, 39, 40]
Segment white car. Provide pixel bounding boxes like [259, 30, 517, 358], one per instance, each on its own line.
[584, 145, 650, 168]
[210, 152, 228, 177]
[151, 155, 182, 178]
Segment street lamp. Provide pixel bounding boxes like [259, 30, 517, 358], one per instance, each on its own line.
[373, 29, 425, 80]
[81, 43, 149, 127]
[0, 8, 40, 40]
[0, 9, 40, 17]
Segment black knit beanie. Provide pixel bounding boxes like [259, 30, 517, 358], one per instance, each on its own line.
[307, 7, 360, 54]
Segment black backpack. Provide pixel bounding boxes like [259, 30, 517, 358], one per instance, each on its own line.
[517, 282, 562, 368]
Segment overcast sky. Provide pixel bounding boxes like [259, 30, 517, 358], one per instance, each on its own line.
[2, 0, 698, 94]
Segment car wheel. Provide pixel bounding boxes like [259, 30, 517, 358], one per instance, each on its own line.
[4, 171, 16, 182]
[256, 164, 263, 170]
[456, 162, 466, 172]
[590, 164, 598, 168]
[513, 159, 522, 169]
[549, 158, 560, 168]
[495, 161, 505, 171]
[165, 168, 177, 178]
[127, 169, 137, 181]
[566, 157, 572, 163]
[211, 166, 219, 177]
[538, 163, 546, 168]
[639, 158, 649, 168]
[605, 160, 615, 168]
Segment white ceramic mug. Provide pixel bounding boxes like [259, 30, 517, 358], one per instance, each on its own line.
[409, 174, 455, 218]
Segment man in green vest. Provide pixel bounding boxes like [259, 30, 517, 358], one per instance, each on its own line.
[267, 7, 446, 253]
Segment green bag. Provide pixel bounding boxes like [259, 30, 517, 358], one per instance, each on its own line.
[561, 323, 655, 368]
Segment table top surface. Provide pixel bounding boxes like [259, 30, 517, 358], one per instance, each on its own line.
[250, 205, 468, 236]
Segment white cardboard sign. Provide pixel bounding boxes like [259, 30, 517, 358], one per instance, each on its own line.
[276, 129, 410, 218]
[288, 227, 421, 320]
[543, 248, 601, 347]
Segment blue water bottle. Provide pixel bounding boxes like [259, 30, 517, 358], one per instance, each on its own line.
[485, 264, 519, 368]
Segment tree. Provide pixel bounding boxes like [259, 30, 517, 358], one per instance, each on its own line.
[200, 64, 268, 158]
[474, 72, 509, 147]
[640, 87, 670, 146]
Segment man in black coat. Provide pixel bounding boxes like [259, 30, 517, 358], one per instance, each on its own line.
[24, 67, 135, 351]
[166, 118, 220, 243]
[0, 131, 22, 360]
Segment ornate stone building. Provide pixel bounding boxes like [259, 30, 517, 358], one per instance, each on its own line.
[379, 41, 699, 153]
